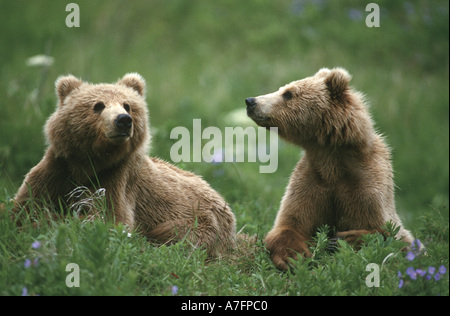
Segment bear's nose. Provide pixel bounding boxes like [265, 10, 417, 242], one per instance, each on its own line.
[245, 97, 257, 109]
[115, 114, 133, 131]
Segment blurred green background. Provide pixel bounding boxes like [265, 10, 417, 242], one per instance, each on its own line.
[0, 0, 448, 235]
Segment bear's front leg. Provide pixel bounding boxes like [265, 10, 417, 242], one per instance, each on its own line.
[264, 226, 310, 271]
[336, 227, 414, 248]
[335, 228, 386, 248]
[12, 154, 70, 226]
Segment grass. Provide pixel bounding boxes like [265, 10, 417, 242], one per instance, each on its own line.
[0, 205, 448, 296]
[0, 0, 448, 296]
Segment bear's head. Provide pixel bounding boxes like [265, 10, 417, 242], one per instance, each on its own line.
[246, 67, 374, 148]
[45, 73, 150, 169]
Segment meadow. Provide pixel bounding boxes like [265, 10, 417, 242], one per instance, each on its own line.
[0, 0, 448, 296]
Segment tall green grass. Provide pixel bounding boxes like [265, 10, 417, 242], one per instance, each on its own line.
[0, 206, 448, 296]
[0, 0, 448, 295]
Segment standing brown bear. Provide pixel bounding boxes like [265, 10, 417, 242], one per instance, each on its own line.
[13, 73, 236, 256]
[246, 67, 414, 270]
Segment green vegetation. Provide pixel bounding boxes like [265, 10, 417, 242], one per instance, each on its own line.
[0, 0, 448, 296]
[0, 209, 448, 296]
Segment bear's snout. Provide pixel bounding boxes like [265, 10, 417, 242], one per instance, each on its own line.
[245, 97, 257, 110]
[115, 114, 133, 132]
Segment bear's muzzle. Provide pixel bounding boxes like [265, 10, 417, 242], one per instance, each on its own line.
[112, 113, 133, 138]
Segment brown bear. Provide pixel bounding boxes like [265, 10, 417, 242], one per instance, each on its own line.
[246, 67, 414, 270]
[13, 73, 236, 256]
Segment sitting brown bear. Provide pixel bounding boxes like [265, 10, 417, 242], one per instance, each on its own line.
[13, 73, 236, 256]
[246, 68, 414, 270]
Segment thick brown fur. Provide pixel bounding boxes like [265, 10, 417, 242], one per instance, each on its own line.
[246, 67, 414, 270]
[13, 73, 236, 256]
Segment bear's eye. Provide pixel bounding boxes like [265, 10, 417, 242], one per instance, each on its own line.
[94, 102, 105, 113]
[123, 103, 131, 113]
[282, 90, 293, 101]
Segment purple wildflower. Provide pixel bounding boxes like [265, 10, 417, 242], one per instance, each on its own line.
[406, 251, 415, 261]
[21, 287, 28, 296]
[348, 8, 363, 21]
[411, 239, 422, 252]
[416, 269, 426, 277]
[399, 264, 447, 287]
[31, 241, 41, 249]
[24, 259, 32, 268]
[24, 257, 39, 268]
[406, 267, 417, 280]
[172, 285, 178, 295]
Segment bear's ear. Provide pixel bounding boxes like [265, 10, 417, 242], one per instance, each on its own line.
[55, 75, 83, 103]
[118, 73, 146, 97]
[315, 68, 332, 78]
[324, 67, 352, 101]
